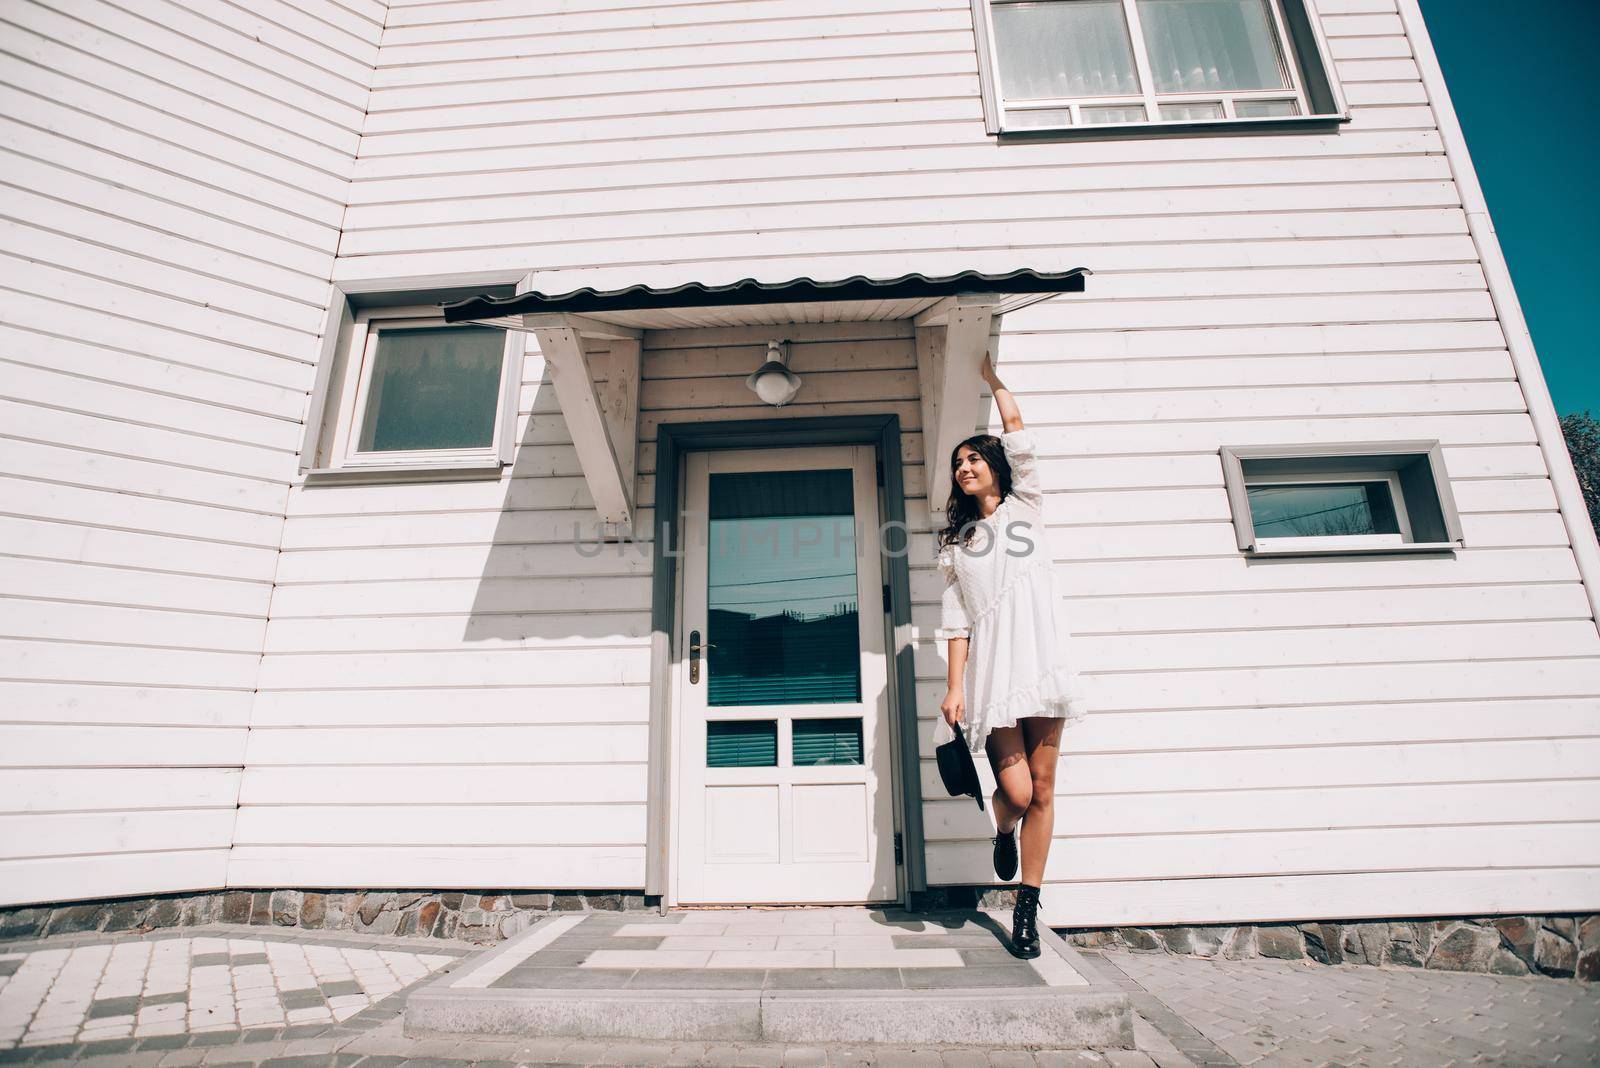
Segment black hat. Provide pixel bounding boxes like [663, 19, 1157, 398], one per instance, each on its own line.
[936, 725, 985, 810]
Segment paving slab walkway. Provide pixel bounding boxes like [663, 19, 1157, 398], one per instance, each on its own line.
[405, 908, 1129, 1048]
[0, 918, 1596, 1066]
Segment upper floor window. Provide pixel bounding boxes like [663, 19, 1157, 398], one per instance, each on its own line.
[974, 0, 1346, 135]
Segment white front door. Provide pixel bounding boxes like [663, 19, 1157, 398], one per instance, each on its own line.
[674, 444, 900, 905]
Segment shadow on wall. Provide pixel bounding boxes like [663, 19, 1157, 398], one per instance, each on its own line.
[464, 345, 653, 647]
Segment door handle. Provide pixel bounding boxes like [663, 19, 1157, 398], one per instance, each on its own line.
[689, 629, 717, 685]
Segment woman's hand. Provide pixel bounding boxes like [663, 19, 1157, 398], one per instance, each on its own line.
[982, 351, 1023, 431]
[941, 686, 965, 730]
[980, 351, 1000, 388]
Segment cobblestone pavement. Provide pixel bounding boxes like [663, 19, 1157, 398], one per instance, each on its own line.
[0, 924, 1595, 1066]
[1094, 944, 1600, 1067]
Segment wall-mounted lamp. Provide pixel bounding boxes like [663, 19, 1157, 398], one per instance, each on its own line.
[745, 339, 803, 407]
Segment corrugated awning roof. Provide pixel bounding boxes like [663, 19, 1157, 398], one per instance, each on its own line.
[440, 268, 1089, 330]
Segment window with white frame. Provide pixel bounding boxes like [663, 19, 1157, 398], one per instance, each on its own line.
[1220, 443, 1466, 557]
[974, 0, 1346, 134]
[318, 308, 522, 475]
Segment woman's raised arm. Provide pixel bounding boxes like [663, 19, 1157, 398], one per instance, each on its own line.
[982, 351, 1023, 434]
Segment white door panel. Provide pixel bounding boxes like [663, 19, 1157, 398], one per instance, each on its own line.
[675, 444, 899, 905]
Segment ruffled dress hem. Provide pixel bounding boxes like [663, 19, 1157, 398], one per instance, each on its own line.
[964, 662, 1089, 754]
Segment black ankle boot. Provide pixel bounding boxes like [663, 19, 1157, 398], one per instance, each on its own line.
[992, 820, 1018, 882]
[1009, 883, 1041, 959]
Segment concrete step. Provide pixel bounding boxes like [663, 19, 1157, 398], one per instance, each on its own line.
[405, 907, 1134, 1049]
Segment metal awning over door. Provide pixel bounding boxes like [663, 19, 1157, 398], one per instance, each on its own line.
[440, 268, 1090, 536]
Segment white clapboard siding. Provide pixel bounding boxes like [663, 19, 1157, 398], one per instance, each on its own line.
[242, 321, 913, 886]
[324, 0, 1600, 919]
[0, 0, 381, 907]
[6, 0, 1596, 923]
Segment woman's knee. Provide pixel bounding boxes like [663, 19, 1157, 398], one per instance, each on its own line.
[1025, 778, 1055, 814]
[999, 778, 1033, 813]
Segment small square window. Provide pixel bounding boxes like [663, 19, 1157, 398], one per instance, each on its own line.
[317, 309, 522, 477]
[974, 0, 1347, 136]
[1221, 443, 1466, 557]
[707, 720, 778, 768]
[792, 718, 864, 766]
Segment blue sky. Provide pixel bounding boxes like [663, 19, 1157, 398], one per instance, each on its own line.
[1418, 0, 1599, 418]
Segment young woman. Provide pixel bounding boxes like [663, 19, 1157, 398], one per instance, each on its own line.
[935, 353, 1088, 958]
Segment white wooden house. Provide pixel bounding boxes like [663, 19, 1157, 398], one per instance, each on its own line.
[2, 0, 1598, 931]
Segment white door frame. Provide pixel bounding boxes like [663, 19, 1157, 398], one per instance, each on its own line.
[665, 442, 902, 906]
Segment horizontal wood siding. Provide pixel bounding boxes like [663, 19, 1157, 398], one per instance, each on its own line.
[11, 0, 1594, 923]
[243, 322, 919, 886]
[310, 0, 1600, 922]
[0, 0, 382, 906]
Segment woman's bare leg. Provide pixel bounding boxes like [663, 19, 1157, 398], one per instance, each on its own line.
[1017, 715, 1065, 887]
[985, 725, 1031, 834]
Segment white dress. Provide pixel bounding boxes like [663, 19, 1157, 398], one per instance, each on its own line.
[935, 426, 1089, 755]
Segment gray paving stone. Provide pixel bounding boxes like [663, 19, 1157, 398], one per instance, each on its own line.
[898, 965, 1045, 989]
[242, 1029, 287, 1043]
[1100, 1053, 1157, 1067]
[761, 968, 903, 991]
[157, 1050, 209, 1066]
[892, 935, 997, 949]
[491, 966, 636, 989]
[320, 982, 363, 998]
[89, 995, 141, 1018]
[624, 968, 771, 990]
[871, 1049, 945, 1067]
[936, 1051, 994, 1068]
[79, 1037, 141, 1056]
[701, 1043, 785, 1066]
[987, 1053, 1039, 1068]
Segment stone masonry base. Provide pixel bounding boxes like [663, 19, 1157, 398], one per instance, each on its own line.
[0, 889, 660, 944]
[2, 888, 1593, 982]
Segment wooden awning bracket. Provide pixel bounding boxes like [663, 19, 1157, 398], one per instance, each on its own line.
[525, 312, 642, 539]
[915, 293, 1003, 519]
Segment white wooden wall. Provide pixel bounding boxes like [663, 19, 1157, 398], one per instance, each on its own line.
[6, 0, 1597, 923]
[0, 0, 383, 907]
[322, 0, 1600, 924]
[235, 333, 654, 888]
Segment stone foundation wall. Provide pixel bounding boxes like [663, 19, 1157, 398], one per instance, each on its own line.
[0, 889, 659, 944]
[1058, 915, 1597, 981]
[4, 889, 1594, 982]
[910, 887, 1596, 981]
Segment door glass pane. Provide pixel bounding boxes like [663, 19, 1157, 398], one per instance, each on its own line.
[707, 468, 861, 706]
[1136, 0, 1288, 92]
[707, 720, 778, 768]
[1246, 482, 1400, 538]
[357, 326, 503, 452]
[992, 0, 1141, 99]
[793, 718, 864, 766]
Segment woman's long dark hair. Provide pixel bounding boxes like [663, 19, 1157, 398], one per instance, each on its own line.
[936, 434, 1014, 550]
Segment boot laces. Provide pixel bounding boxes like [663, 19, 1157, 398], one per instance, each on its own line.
[1013, 890, 1039, 938]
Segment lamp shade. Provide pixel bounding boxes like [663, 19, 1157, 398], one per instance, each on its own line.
[745, 340, 803, 406]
